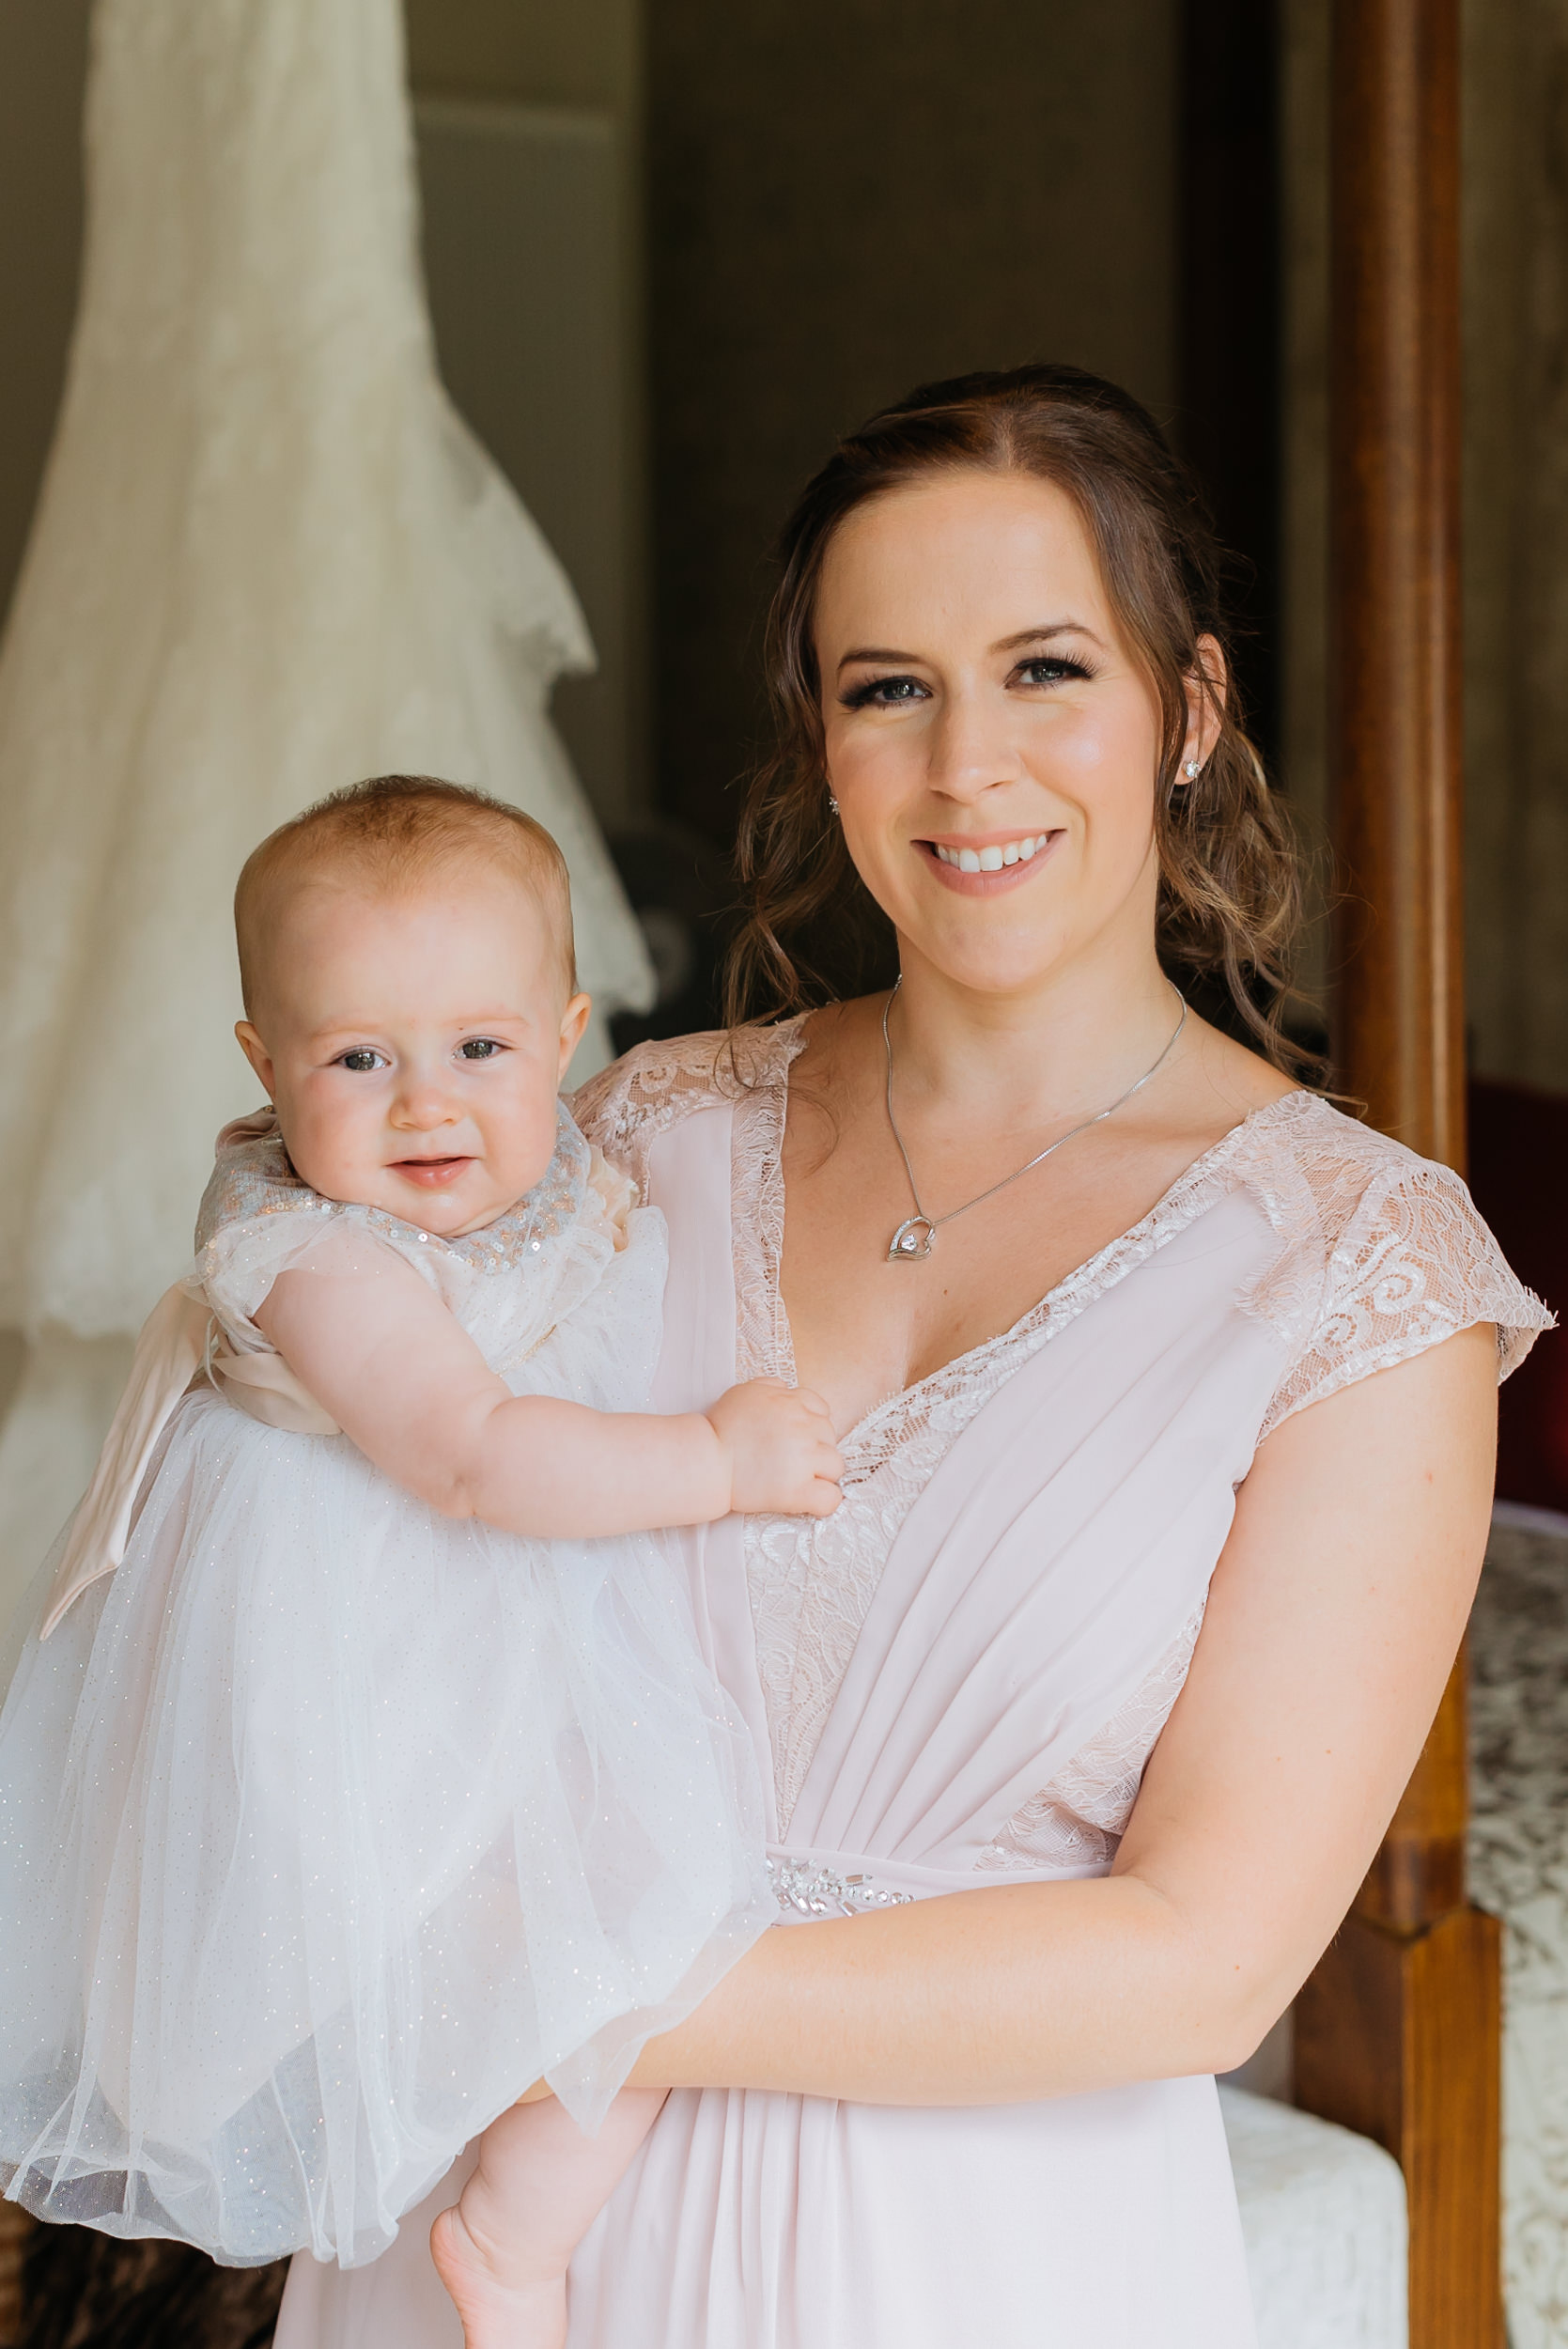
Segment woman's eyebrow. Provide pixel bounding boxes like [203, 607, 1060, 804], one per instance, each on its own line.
[835, 646, 923, 672]
[994, 622, 1107, 653]
[836, 622, 1108, 674]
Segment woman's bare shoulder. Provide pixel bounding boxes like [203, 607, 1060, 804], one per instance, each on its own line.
[1182, 1011, 1303, 1121]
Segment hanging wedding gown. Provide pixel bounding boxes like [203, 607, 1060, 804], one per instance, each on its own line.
[277, 1024, 1548, 2349]
[0, 0, 651, 1617]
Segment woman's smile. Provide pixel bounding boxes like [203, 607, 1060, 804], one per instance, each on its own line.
[918, 827, 1066, 893]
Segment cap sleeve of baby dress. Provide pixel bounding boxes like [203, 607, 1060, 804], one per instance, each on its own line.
[192, 1111, 446, 1352]
[1256, 1101, 1555, 1443]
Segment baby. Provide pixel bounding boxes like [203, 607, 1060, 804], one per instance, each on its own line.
[0, 777, 841, 2349]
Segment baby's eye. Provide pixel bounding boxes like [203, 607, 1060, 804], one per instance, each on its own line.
[337, 1049, 387, 1074]
[458, 1037, 505, 1061]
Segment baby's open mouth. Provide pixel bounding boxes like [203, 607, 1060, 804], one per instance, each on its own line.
[390, 1156, 474, 1190]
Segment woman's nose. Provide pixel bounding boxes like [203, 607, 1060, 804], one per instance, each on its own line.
[925, 688, 1020, 802]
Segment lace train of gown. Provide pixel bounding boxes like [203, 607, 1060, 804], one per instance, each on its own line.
[0, 0, 652, 1622]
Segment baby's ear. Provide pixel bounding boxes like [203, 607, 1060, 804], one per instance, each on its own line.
[235, 1021, 275, 1097]
[557, 992, 593, 1082]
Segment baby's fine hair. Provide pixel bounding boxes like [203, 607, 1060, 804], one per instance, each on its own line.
[235, 775, 577, 1016]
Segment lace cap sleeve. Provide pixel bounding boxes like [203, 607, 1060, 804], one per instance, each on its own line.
[1260, 1113, 1554, 1439]
[570, 1023, 800, 1200]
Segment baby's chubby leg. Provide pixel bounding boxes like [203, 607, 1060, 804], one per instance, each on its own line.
[429, 2086, 664, 2349]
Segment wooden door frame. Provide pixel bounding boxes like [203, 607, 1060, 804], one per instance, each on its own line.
[1290, 5, 1504, 2343]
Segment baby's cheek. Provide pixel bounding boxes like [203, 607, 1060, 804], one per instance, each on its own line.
[482, 1076, 562, 1197]
[279, 1093, 376, 1204]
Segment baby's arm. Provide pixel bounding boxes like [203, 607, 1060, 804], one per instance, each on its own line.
[255, 1237, 840, 1536]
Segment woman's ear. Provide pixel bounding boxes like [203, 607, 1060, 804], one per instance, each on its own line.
[557, 993, 593, 1082]
[235, 1021, 275, 1097]
[1181, 634, 1229, 774]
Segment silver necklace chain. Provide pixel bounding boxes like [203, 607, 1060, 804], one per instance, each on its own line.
[880, 979, 1188, 1262]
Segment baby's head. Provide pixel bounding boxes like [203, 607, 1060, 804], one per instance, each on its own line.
[235, 776, 590, 1236]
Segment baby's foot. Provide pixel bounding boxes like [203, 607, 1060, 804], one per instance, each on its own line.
[429, 2201, 567, 2349]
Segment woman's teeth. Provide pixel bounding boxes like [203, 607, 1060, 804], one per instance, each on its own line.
[933, 835, 1049, 874]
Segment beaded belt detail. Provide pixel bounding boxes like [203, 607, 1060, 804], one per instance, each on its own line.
[768, 1855, 915, 1919]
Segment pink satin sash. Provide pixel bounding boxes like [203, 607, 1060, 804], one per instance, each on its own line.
[40, 1284, 336, 1640]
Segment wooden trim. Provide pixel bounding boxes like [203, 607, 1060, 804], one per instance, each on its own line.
[1296, 1907, 1503, 2343]
[1327, 0, 1466, 1168]
[1300, 6, 1504, 2342]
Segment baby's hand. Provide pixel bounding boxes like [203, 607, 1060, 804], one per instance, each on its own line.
[707, 1378, 843, 1517]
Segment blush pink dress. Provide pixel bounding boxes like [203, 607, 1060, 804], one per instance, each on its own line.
[276, 1022, 1548, 2349]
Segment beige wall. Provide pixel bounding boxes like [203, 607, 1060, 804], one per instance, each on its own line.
[405, 1, 649, 825]
[644, 0, 1182, 838]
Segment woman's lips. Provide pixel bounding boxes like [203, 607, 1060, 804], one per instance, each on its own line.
[390, 1156, 474, 1190]
[917, 831, 1063, 894]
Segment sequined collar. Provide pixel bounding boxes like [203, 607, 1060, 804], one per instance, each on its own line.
[202, 1101, 589, 1274]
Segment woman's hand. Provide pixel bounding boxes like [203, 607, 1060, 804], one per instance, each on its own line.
[707, 1378, 844, 1517]
[623, 1325, 1498, 2105]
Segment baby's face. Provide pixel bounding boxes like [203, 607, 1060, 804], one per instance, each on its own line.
[237, 870, 590, 1236]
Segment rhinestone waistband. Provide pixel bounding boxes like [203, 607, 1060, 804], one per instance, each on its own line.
[767, 1853, 915, 1920]
[765, 1843, 1105, 1922]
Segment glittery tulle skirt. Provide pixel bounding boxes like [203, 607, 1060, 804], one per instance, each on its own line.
[0, 1392, 770, 2266]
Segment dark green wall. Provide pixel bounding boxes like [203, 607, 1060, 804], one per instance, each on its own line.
[646, 0, 1180, 837]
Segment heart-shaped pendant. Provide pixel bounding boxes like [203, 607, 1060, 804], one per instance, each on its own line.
[887, 1215, 937, 1262]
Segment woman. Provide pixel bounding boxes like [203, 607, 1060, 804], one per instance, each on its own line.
[277, 364, 1546, 2347]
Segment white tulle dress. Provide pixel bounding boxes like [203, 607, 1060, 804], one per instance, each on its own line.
[0, 1108, 770, 2269]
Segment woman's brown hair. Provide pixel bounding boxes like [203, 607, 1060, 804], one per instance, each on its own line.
[722, 363, 1312, 1072]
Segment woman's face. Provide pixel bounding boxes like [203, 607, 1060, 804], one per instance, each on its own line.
[815, 468, 1198, 1002]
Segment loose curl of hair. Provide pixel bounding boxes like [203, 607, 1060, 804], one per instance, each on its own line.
[723, 363, 1312, 1073]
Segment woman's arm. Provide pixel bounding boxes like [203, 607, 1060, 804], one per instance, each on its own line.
[624, 1322, 1498, 2103]
[256, 1247, 841, 1536]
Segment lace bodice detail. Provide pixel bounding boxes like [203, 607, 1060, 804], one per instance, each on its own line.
[575, 1027, 1551, 1855]
[975, 1602, 1207, 1870]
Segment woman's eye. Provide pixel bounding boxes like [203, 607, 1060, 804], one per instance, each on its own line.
[1017, 656, 1092, 688]
[338, 1049, 386, 1074]
[458, 1037, 504, 1061]
[842, 674, 930, 710]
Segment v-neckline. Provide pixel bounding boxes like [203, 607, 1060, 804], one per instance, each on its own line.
[753, 1021, 1318, 1453]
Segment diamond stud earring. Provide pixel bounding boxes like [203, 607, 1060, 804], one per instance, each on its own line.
[1183, 760, 1202, 780]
